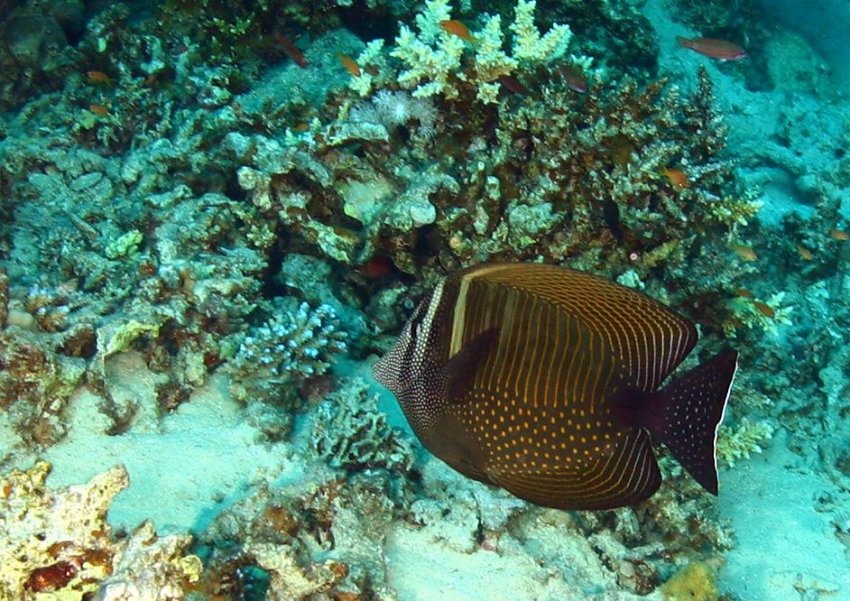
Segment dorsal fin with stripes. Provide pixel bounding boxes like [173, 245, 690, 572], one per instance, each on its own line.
[453, 263, 697, 391]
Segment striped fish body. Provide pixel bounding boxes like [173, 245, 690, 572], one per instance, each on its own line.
[373, 263, 738, 510]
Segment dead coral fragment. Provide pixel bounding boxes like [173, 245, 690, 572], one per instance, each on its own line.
[0, 461, 125, 599]
[0, 461, 202, 600]
[97, 522, 202, 601]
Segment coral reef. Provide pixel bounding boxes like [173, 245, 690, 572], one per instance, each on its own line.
[198, 471, 401, 601]
[0, 461, 201, 600]
[1, 0, 830, 597]
[225, 299, 349, 439]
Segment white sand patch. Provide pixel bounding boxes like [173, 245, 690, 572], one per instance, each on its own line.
[385, 523, 578, 601]
[26, 352, 297, 534]
[719, 430, 850, 599]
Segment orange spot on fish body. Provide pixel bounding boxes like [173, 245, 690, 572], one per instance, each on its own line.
[677, 36, 746, 61]
[830, 228, 849, 241]
[337, 52, 361, 77]
[752, 301, 775, 318]
[86, 70, 111, 84]
[274, 32, 308, 68]
[731, 244, 757, 262]
[439, 20, 476, 43]
[661, 167, 689, 189]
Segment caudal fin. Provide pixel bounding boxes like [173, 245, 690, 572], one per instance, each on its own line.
[652, 350, 738, 494]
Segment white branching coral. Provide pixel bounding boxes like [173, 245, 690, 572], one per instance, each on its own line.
[349, 39, 387, 97]
[391, 4, 466, 98]
[388, 0, 575, 103]
[717, 418, 775, 467]
[473, 15, 519, 103]
[510, 0, 572, 62]
[230, 301, 348, 391]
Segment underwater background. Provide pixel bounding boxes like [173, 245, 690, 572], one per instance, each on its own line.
[0, 0, 849, 599]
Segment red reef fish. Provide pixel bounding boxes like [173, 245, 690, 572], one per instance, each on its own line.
[752, 301, 775, 319]
[88, 103, 109, 117]
[338, 53, 361, 77]
[274, 32, 308, 68]
[731, 243, 757, 262]
[439, 20, 476, 43]
[357, 255, 395, 279]
[677, 36, 746, 61]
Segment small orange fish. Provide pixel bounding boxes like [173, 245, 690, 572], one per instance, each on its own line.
[676, 36, 746, 61]
[559, 64, 587, 93]
[87, 70, 112, 84]
[88, 103, 109, 117]
[274, 32, 308, 68]
[830, 228, 849, 241]
[661, 167, 689, 190]
[731, 244, 757, 262]
[752, 301, 775, 318]
[796, 245, 813, 261]
[735, 288, 753, 298]
[439, 20, 476, 43]
[337, 53, 361, 77]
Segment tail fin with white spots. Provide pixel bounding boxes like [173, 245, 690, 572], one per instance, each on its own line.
[651, 350, 738, 494]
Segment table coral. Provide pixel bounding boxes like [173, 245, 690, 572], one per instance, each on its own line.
[0, 461, 201, 600]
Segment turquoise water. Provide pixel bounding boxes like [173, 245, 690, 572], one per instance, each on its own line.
[1, 1, 848, 599]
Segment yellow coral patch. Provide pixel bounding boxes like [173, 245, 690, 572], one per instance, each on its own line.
[662, 562, 718, 601]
